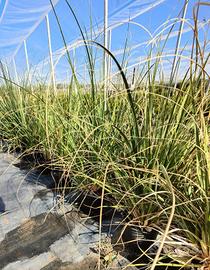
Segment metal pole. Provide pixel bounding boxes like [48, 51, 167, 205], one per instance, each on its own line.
[12, 58, 19, 84]
[104, 0, 108, 110]
[84, 65, 87, 94]
[46, 14, 56, 93]
[108, 29, 112, 89]
[24, 40, 30, 74]
[170, 0, 189, 86]
[84, 65, 87, 85]
[73, 48, 78, 94]
[66, 71, 69, 91]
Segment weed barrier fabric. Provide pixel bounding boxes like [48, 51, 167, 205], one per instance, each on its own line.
[0, 152, 55, 241]
[0, 152, 141, 269]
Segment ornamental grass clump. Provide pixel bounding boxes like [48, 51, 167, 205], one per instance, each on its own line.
[0, 0, 209, 269]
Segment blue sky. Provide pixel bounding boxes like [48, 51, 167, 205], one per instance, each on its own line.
[0, 0, 4, 15]
[0, 0, 209, 81]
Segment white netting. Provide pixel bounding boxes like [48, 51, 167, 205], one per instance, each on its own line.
[0, 0, 59, 62]
[34, 0, 167, 81]
[0, 0, 209, 83]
